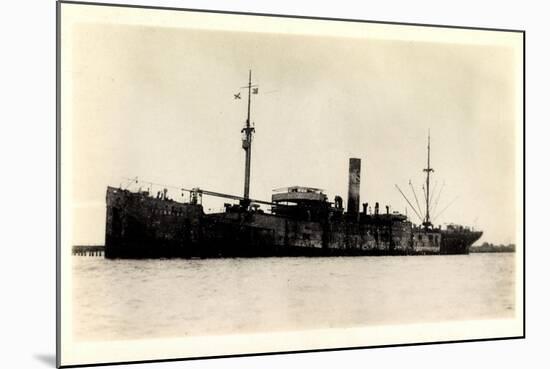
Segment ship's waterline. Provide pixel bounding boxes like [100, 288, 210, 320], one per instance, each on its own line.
[105, 106, 482, 258]
[73, 253, 515, 341]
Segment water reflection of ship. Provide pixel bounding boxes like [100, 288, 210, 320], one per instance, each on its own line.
[104, 71, 482, 258]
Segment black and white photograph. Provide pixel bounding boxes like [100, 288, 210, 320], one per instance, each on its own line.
[56, 1, 524, 367]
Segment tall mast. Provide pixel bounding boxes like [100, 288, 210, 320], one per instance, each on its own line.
[423, 131, 434, 228]
[242, 70, 255, 201]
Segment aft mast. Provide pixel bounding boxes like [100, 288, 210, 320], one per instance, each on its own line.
[423, 131, 434, 228]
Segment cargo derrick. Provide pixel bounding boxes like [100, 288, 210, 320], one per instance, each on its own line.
[396, 132, 483, 254]
[105, 157, 411, 258]
[104, 72, 480, 258]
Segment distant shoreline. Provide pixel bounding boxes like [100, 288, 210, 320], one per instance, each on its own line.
[470, 249, 515, 253]
[470, 243, 515, 253]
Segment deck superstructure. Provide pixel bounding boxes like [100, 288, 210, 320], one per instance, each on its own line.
[104, 72, 482, 258]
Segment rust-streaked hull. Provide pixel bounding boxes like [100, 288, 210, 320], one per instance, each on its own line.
[105, 187, 480, 258]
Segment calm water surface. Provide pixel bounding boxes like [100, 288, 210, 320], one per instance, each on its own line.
[73, 253, 515, 341]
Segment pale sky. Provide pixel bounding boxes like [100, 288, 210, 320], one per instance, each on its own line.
[66, 14, 521, 245]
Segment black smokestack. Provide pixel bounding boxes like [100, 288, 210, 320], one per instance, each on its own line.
[347, 158, 361, 215]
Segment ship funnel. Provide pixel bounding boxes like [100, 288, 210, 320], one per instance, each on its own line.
[347, 158, 361, 215]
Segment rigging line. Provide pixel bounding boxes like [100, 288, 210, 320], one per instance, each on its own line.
[395, 184, 423, 222]
[422, 184, 428, 212]
[432, 181, 445, 215]
[122, 176, 138, 190]
[122, 177, 183, 191]
[428, 181, 438, 213]
[408, 180, 424, 219]
[432, 195, 459, 223]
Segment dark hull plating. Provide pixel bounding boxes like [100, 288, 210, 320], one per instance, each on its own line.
[105, 187, 482, 258]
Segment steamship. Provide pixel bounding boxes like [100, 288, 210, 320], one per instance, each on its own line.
[104, 72, 482, 258]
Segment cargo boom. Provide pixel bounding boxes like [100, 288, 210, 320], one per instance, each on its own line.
[105, 71, 482, 258]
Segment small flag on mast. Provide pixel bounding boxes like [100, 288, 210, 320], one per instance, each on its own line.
[252, 88, 259, 94]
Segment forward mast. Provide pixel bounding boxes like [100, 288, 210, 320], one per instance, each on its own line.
[241, 70, 257, 204]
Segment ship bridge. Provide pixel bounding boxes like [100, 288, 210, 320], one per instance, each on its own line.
[272, 186, 328, 204]
[271, 186, 330, 220]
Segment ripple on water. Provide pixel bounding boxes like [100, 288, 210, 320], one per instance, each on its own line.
[72, 253, 516, 341]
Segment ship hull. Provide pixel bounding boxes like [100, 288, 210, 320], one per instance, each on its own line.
[105, 187, 480, 258]
[410, 228, 482, 256]
[441, 230, 483, 254]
